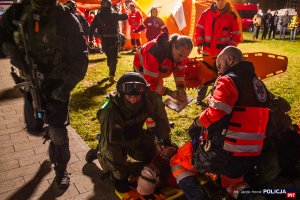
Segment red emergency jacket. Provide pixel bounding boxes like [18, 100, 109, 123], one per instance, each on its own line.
[194, 61, 270, 177]
[133, 33, 186, 95]
[134, 16, 168, 41]
[194, 3, 241, 56]
[128, 9, 143, 30]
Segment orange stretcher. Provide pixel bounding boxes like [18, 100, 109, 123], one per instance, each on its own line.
[184, 52, 288, 89]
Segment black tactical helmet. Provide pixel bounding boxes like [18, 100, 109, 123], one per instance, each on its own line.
[116, 72, 149, 95]
[31, 0, 57, 11]
[101, 0, 112, 8]
[66, 0, 77, 13]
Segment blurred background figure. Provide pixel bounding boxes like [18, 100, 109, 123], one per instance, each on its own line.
[252, 9, 263, 40]
[66, 0, 89, 38]
[289, 11, 299, 41]
[279, 10, 290, 40]
[268, 10, 279, 40]
[133, 6, 168, 42]
[89, 0, 128, 83]
[87, 10, 103, 54]
[261, 9, 272, 40]
[128, 3, 143, 52]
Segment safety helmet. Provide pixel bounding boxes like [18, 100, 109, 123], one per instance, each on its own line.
[101, 0, 112, 8]
[31, 0, 57, 11]
[137, 165, 159, 196]
[116, 72, 149, 95]
[66, 0, 77, 13]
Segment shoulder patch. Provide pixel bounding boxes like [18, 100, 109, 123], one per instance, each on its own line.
[253, 77, 267, 103]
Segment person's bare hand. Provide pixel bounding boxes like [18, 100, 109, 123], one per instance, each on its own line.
[197, 45, 203, 55]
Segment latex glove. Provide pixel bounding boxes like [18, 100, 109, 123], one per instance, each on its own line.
[51, 86, 70, 102]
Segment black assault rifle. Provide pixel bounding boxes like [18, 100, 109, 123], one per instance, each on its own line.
[12, 20, 44, 120]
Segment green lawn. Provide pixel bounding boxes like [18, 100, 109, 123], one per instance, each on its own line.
[70, 32, 300, 148]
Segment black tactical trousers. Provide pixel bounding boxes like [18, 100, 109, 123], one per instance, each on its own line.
[24, 91, 70, 172]
[102, 37, 119, 76]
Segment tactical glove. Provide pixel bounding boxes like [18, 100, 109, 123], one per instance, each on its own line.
[188, 117, 202, 140]
[51, 86, 70, 103]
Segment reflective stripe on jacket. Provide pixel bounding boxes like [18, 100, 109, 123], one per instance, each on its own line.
[133, 33, 186, 95]
[197, 61, 269, 157]
[194, 3, 241, 57]
[224, 107, 269, 156]
[170, 141, 197, 183]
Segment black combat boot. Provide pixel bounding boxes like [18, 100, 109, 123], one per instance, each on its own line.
[55, 169, 70, 189]
[85, 148, 98, 163]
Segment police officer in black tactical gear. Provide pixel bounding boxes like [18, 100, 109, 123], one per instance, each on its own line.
[88, 0, 128, 83]
[0, 0, 88, 189]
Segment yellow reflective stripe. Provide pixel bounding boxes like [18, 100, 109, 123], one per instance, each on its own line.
[174, 171, 194, 183]
[196, 24, 204, 29]
[205, 35, 212, 41]
[177, 65, 186, 70]
[144, 68, 159, 78]
[226, 130, 264, 140]
[210, 100, 232, 114]
[230, 40, 239, 46]
[174, 76, 185, 82]
[231, 31, 240, 35]
[171, 164, 184, 173]
[223, 143, 261, 153]
[155, 84, 164, 94]
[217, 37, 230, 42]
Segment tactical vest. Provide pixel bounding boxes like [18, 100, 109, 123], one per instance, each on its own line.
[101, 96, 149, 141]
[15, 4, 65, 76]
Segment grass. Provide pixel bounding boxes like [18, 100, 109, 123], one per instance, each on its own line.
[70, 32, 300, 148]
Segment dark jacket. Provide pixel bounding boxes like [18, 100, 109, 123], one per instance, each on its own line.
[88, 8, 127, 40]
[0, 2, 88, 94]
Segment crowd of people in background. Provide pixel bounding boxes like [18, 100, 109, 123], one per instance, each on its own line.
[253, 8, 299, 41]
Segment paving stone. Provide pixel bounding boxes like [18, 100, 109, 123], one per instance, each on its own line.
[18, 152, 48, 167]
[0, 163, 40, 182]
[0, 160, 20, 172]
[0, 148, 34, 163]
[0, 177, 25, 193]
[0, 145, 14, 156]
[14, 139, 45, 152]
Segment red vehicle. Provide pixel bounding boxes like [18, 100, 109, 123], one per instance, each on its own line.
[234, 3, 258, 32]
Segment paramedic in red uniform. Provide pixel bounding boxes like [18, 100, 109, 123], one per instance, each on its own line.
[170, 46, 270, 200]
[133, 32, 193, 146]
[194, 0, 241, 103]
[133, 7, 168, 42]
[128, 3, 143, 52]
